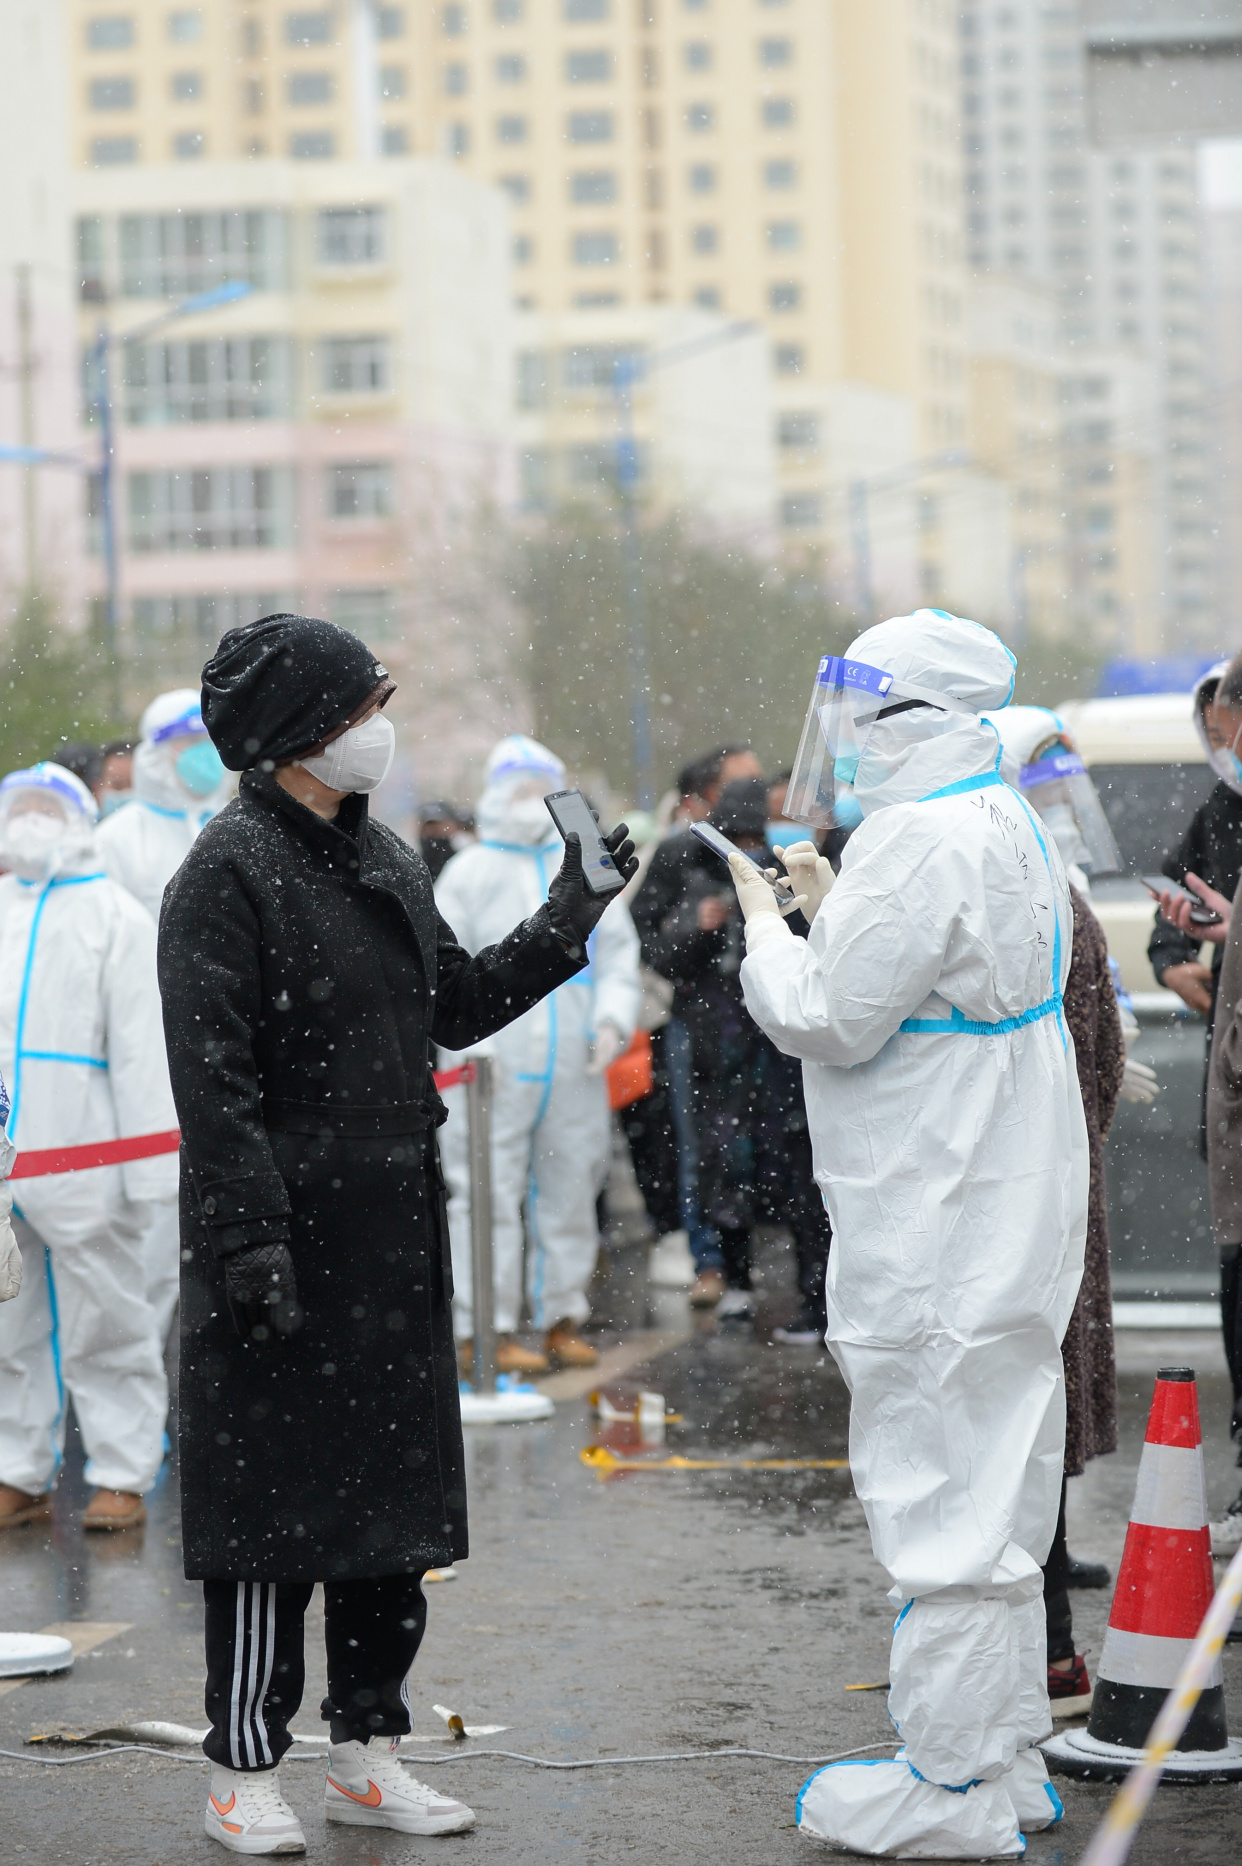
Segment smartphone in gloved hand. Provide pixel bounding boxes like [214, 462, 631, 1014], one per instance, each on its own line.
[543, 789, 628, 897]
[690, 820, 799, 909]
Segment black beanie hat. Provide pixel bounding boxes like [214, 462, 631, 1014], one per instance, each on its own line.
[201, 614, 389, 770]
[711, 776, 768, 840]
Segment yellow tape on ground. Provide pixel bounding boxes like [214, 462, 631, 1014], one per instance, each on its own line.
[580, 1445, 850, 1478]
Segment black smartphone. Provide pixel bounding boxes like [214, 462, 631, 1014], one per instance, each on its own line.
[690, 820, 798, 908]
[543, 789, 627, 897]
[1142, 876, 1223, 927]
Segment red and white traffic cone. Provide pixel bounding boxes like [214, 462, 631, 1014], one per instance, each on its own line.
[1044, 1367, 1242, 1782]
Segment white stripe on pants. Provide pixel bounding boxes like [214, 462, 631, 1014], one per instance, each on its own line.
[229, 1583, 277, 1770]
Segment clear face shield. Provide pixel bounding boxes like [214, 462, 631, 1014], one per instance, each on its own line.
[1018, 746, 1121, 878]
[783, 655, 975, 829]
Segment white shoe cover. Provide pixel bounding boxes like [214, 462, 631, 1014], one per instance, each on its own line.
[795, 1758, 1024, 1859]
[1002, 1748, 1062, 1834]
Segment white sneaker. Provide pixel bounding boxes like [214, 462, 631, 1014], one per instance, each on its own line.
[715, 1286, 755, 1319]
[325, 1737, 476, 1835]
[1210, 1490, 1242, 1557]
[205, 1764, 306, 1855]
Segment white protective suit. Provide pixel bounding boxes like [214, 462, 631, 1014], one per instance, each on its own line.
[97, 688, 229, 1340]
[0, 766, 178, 1498]
[741, 613, 1089, 1857]
[436, 737, 641, 1338]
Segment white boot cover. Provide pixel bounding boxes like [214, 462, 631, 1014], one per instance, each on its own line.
[1002, 1748, 1062, 1834]
[795, 1759, 1024, 1859]
[889, 1593, 1021, 1787]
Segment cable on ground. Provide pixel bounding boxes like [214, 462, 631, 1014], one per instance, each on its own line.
[0, 1740, 903, 1771]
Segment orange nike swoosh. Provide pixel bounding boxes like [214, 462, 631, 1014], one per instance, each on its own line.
[209, 1793, 236, 1815]
[327, 1776, 383, 1808]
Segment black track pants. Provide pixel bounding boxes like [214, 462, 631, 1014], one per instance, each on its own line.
[202, 1573, 427, 1769]
[1041, 1478, 1074, 1665]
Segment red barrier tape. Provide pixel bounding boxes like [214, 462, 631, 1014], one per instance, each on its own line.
[10, 1129, 182, 1180]
[10, 1069, 476, 1180]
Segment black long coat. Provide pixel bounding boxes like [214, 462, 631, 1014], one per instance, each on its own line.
[158, 771, 582, 1581]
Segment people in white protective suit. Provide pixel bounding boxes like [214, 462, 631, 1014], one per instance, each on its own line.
[730, 611, 1089, 1859]
[97, 689, 230, 1342]
[435, 736, 640, 1373]
[0, 764, 178, 1533]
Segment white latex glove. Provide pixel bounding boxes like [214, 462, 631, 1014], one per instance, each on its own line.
[773, 840, 835, 923]
[1120, 1057, 1160, 1104]
[728, 852, 804, 952]
[588, 1022, 626, 1075]
[0, 1180, 19, 1303]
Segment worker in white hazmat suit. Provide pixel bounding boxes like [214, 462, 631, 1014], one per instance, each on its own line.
[731, 611, 1089, 1858]
[436, 736, 641, 1373]
[0, 765, 178, 1533]
[97, 689, 229, 1342]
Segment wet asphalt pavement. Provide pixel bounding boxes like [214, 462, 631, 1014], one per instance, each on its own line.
[2, 1229, 1241, 1865]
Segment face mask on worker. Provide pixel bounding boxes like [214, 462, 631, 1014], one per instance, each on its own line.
[0, 805, 94, 883]
[175, 739, 227, 798]
[297, 711, 395, 793]
[100, 788, 133, 816]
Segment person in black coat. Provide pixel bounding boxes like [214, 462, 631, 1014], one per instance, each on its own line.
[158, 613, 634, 1851]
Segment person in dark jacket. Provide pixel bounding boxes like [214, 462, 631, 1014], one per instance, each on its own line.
[158, 613, 634, 1855]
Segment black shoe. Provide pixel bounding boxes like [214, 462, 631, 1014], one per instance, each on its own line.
[772, 1309, 825, 1346]
[1066, 1555, 1111, 1590]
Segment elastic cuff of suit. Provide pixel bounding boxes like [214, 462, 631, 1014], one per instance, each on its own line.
[745, 913, 792, 954]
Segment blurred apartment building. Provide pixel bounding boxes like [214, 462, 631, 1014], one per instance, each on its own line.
[961, 0, 1214, 656]
[66, 0, 1018, 625]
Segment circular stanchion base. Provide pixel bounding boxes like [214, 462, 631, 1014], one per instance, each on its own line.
[1042, 1727, 1242, 1783]
[459, 1386, 554, 1424]
[0, 1632, 74, 1679]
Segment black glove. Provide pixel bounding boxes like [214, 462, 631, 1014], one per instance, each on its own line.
[547, 825, 638, 952]
[224, 1241, 303, 1345]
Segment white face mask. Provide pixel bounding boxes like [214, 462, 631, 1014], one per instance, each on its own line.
[297, 712, 395, 794]
[505, 795, 557, 843]
[0, 813, 76, 881]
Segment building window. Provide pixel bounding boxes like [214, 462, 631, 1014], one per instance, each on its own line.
[514, 234, 533, 263]
[91, 137, 138, 165]
[121, 336, 293, 425]
[767, 219, 799, 250]
[567, 110, 613, 141]
[693, 285, 720, 309]
[173, 131, 205, 159]
[685, 103, 715, 132]
[285, 10, 333, 45]
[683, 40, 712, 69]
[769, 280, 801, 311]
[564, 0, 609, 17]
[496, 53, 526, 81]
[328, 461, 394, 519]
[764, 158, 796, 187]
[330, 588, 398, 641]
[90, 76, 136, 110]
[128, 466, 294, 552]
[777, 411, 819, 450]
[501, 172, 532, 201]
[774, 342, 802, 374]
[566, 49, 612, 81]
[691, 225, 717, 253]
[322, 335, 391, 394]
[287, 70, 334, 104]
[562, 344, 643, 390]
[497, 114, 527, 142]
[688, 163, 716, 193]
[444, 61, 468, 94]
[381, 125, 408, 153]
[87, 15, 135, 49]
[171, 70, 203, 100]
[133, 591, 290, 646]
[573, 231, 618, 265]
[762, 97, 795, 127]
[290, 130, 335, 158]
[119, 209, 290, 295]
[380, 65, 406, 97]
[447, 122, 469, 156]
[781, 492, 823, 529]
[516, 350, 548, 408]
[317, 205, 386, 265]
[168, 9, 203, 40]
[377, 6, 405, 35]
[571, 169, 615, 203]
[495, 0, 523, 18]
[759, 36, 792, 64]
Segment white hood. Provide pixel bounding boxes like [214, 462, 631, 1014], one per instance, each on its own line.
[476, 734, 566, 847]
[844, 609, 1016, 816]
[134, 687, 231, 816]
